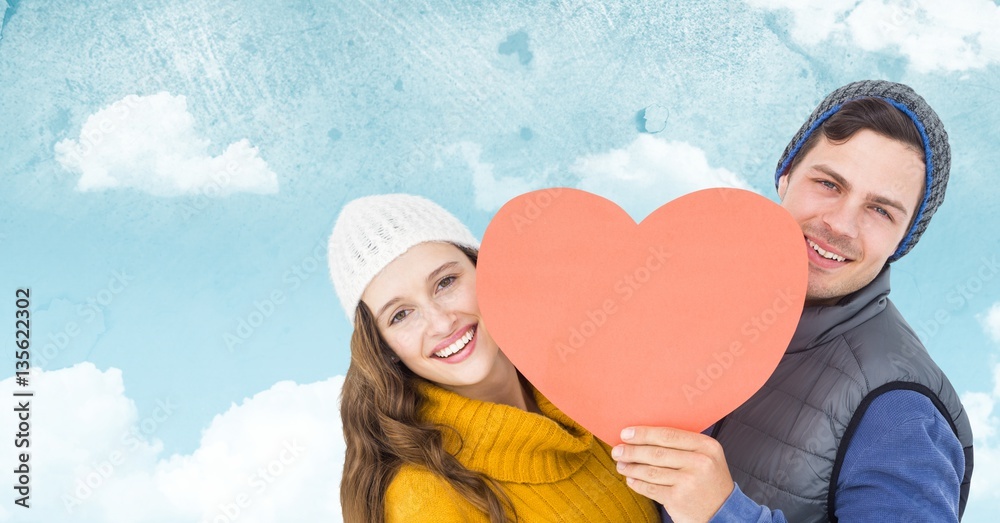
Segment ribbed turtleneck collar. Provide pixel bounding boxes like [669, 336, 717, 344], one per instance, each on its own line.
[415, 380, 596, 484]
[787, 265, 892, 353]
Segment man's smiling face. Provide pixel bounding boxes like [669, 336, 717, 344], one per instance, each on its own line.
[778, 129, 925, 305]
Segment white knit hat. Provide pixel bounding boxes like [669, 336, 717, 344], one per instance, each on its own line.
[327, 194, 480, 323]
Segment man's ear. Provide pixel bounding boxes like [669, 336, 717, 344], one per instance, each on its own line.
[777, 172, 790, 201]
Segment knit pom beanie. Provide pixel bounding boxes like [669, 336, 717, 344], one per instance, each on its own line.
[774, 80, 950, 262]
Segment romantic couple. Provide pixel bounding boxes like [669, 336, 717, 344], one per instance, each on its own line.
[328, 80, 974, 522]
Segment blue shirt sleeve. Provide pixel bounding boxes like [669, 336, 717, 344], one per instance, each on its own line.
[706, 483, 785, 523]
[661, 486, 785, 523]
[689, 390, 964, 523]
[833, 389, 964, 522]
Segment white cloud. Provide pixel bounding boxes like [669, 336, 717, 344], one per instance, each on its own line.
[456, 136, 753, 219]
[961, 302, 1000, 500]
[745, 0, 859, 45]
[746, 0, 1000, 73]
[979, 303, 1000, 344]
[571, 134, 756, 221]
[962, 386, 1000, 500]
[55, 92, 278, 197]
[0, 363, 344, 522]
[450, 141, 541, 212]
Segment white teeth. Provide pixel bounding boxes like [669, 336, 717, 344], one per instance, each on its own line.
[434, 327, 475, 358]
[808, 239, 847, 262]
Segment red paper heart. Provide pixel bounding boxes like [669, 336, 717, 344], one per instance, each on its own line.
[477, 188, 807, 444]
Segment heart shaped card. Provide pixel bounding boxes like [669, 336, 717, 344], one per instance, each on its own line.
[477, 188, 807, 445]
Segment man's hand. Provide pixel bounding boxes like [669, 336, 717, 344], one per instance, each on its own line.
[612, 426, 735, 523]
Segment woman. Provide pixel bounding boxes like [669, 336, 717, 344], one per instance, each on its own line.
[329, 194, 659, 522]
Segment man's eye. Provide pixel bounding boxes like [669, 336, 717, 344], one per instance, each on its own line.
[819, 180, 837, 190]
[874, 207, 892, 220]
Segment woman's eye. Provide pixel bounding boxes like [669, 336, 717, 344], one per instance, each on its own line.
[437, 275, 457, 291]
[390, 310, 409, 325]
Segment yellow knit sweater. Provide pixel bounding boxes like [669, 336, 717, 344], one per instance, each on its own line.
[385, 381, 659, 522]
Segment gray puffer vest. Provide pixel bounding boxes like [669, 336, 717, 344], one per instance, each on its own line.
[712, 266, 973, 522]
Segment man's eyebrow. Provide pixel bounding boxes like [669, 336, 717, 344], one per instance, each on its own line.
[812, 164, 909, 218]
[867, 193, 909, 219]
[813, 164, 853, 192]
[374, 261, 461, 322]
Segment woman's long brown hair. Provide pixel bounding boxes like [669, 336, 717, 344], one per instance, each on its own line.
[339, 245, 516, 522]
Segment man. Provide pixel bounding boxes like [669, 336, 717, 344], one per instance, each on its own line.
[613, 80, 974, 522]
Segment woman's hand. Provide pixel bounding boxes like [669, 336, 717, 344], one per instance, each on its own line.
[612, 426, 735, 523]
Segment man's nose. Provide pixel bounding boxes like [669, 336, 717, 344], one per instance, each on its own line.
[822, 201, 860, 240]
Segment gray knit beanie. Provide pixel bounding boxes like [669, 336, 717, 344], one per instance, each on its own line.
[774, 80, 950, 262]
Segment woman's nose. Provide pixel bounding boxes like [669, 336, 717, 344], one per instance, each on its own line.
[422, 302, 458, 336]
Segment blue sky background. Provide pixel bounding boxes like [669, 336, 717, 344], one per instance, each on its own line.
[2, 1, 999, 521]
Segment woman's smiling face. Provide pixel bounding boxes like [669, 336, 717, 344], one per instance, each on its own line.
[361, 242, 505, 392]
